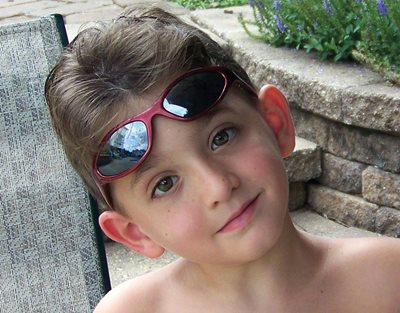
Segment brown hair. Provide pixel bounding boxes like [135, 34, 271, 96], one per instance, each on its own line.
[45, 6, 253, 210]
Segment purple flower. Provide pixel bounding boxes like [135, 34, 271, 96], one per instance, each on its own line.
[255, 0, 264, 9]
[274, 14, 286, 33]
[377, 0, 388, 16]
[323, 0, 335, 15]
[273, 0, 281, 11]
[248, 0, 264, 11]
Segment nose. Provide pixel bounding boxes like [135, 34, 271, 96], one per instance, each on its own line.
[191, 158, 240, 209]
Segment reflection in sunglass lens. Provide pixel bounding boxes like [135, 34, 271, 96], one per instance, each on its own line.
[163, 72, 226, 117]
[97, 121, 148, 176]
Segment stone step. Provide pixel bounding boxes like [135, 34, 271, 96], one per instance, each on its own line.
[308, 184, 400, 237]
[286, 137, 321, 211]
[285, 136, 320, 183]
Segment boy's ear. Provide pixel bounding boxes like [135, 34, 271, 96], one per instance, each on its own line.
[258, 84, 295, 157]
[99, 211, 165, 259]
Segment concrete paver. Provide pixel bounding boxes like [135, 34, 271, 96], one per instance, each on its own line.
[0, 0, 189, 27]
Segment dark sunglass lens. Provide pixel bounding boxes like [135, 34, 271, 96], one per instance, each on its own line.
[97, 121, 148, 176]
[163, 72, 226, 118]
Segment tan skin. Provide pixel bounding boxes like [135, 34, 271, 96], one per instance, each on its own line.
[94, 83, 400, 313]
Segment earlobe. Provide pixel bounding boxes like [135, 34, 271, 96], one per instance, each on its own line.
[258, 85, 295, 157]
[99, 211, 165, 259]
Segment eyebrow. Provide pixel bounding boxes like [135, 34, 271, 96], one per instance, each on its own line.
[196, 104, 234, 129]
[129, 155, 162, 188]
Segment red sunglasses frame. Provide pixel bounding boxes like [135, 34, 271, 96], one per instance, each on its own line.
[93, 66, 257, 185]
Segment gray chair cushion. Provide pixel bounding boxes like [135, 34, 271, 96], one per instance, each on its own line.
[0, 15, 110, 313]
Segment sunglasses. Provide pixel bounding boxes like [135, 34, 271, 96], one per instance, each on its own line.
[93, 66, 257, 184]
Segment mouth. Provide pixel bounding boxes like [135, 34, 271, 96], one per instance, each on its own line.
[217, 194, 259, 233]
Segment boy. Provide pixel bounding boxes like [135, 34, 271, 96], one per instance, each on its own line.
[45, 6, 400, 313]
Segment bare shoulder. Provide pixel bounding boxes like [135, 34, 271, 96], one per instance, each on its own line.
[336, 236, 400, 268]
[334, 236, 400, 279]
[325, 236, 400, 311]
[93, 270, 167, 313]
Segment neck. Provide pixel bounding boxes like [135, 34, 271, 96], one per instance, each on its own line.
[179, 214, 326, 298]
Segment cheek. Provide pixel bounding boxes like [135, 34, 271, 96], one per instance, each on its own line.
[168, 203, 205, 237]
[239, 139, 287, 183]
[258, 151, 286, 181]
[236, 137, 290, 206]
[149, 202, 207, 248]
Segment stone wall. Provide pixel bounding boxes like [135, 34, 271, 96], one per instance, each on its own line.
[293, 104, 400, 237]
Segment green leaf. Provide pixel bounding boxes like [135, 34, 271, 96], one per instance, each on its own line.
[346, 25, 353, 34]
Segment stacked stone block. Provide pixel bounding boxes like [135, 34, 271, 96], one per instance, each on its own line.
[293, 106, 400, 237]
[284, 137, 321, 211]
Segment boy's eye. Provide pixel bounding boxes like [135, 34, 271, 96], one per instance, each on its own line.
[152, 176, 178, 198]
[211, 127, 236, 150]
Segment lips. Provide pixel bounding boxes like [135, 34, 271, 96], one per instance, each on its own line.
[218, 194, 259, 233]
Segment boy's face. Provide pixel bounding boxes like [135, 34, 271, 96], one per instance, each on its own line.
[100, 74, 295, 265]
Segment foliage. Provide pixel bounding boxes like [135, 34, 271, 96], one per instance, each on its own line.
[170, 0, 248, 9]
[240, 0, 400, 84]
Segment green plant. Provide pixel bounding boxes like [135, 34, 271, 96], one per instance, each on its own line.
[352, 0, 400, 83]
[170, 0, 248, 9]
[241, 0, 363, 61]
[241, 0, 400, 84]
